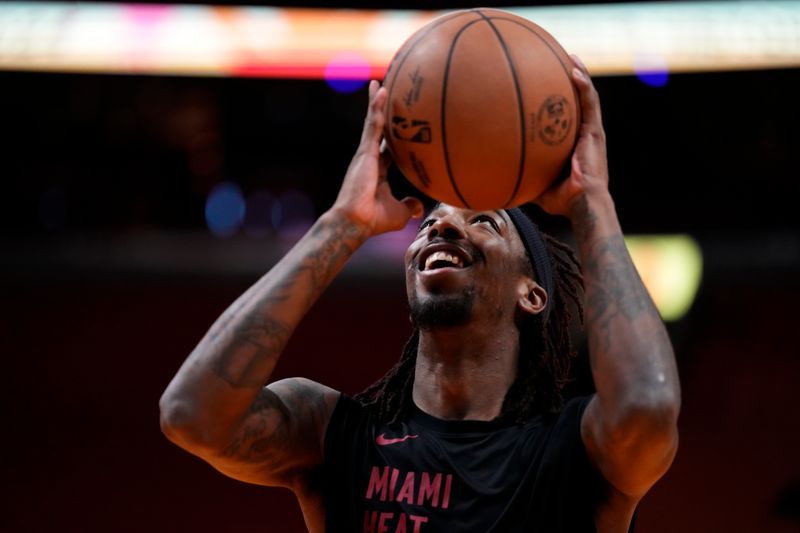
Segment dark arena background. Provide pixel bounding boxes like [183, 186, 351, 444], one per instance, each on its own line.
[2, 0, 799, 531]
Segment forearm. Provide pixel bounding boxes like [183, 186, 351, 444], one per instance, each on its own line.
[160, 208, 366, 447]
[571, 192, 680, 429]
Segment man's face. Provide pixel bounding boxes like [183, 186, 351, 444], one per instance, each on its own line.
[404, 204, 531, 329]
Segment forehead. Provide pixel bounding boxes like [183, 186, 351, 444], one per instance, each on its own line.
[425, 204, 527, 255]
[427, 203, 514, 225]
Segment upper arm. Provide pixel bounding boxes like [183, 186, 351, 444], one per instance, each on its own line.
[204, 377, 340, 489]
[580, 393, 679, 498]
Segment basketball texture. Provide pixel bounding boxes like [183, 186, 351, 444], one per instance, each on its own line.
[383, 9, 580, 210]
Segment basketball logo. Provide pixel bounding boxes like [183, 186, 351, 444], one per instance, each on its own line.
[392, 116, 432, 143]
[537, 95, 573, 146]
[383, 9, 579, 208]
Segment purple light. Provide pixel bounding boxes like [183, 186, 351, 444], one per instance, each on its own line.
[634, 53, 669, 88]
[205, 182, 245, 238]
[637, 70, 669, 87]
[324, 52, 371, 93]
[243, 189, 276, 238]
[275, 190, 315, 241]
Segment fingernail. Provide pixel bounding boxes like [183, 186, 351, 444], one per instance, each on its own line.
[573, 68, 584, 81]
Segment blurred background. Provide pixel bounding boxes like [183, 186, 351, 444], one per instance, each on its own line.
[1, 0, 799, 531]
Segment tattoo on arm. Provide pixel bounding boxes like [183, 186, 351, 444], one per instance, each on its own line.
[205, 217, 363, 389]
[571, 196, 663, 352]
[223, 382, 331, 467]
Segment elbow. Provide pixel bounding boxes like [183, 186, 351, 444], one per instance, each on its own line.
[159, 391, 189, 445]
[159, 391, 209, 452]
[609, 388, 681, 444]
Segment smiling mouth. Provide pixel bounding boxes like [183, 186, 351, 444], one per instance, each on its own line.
[424, 251, 463, 271]
[417, 250, 472, 272]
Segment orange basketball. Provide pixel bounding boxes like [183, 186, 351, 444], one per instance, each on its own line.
[383, 9, 579, 210]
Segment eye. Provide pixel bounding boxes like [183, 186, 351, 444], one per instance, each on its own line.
[472, 214, 500, 232]
[418, 218, 435, 233]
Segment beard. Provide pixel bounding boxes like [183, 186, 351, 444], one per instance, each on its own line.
[409, 288, 476, 329]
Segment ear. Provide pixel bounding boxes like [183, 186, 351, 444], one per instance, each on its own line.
[517, 279, 548, 317]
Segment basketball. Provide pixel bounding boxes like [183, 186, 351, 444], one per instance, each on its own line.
[383, 9, 580, 210]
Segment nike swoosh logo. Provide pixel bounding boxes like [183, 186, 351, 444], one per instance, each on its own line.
[376, 433, 419, 446]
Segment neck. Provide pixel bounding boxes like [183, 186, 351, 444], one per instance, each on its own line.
[412, 322, 519, 421]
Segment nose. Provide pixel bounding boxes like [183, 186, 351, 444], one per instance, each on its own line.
[427, 214, 465, 241]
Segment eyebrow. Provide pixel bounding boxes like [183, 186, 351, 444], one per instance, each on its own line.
[418, 209, 507, 230]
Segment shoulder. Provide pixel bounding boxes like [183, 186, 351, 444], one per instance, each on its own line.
[322, 391, 374, 449]
[269, 377, 342, 449]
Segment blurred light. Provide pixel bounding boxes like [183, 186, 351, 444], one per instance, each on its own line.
[1, 2, 799, 78]
[626, 235, 703, 321]
[243, 189, 275, 238]
[634, 53, 669, 87]
[38, 186, 66, 232]
[205, 181, 245, 237]
[324, 51, 371, 93]
[274, 190, 314, 241]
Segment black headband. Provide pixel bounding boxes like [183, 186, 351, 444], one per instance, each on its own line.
[505, 208, 554, 322]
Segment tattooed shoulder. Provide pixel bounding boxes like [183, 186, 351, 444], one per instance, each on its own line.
[222, 378, 339, 475]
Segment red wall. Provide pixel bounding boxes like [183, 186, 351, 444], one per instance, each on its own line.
[3, 274, 798, 532]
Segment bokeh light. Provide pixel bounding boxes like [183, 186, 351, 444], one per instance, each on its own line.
[274, 189, 315, 241]
[243, 189, 275, 238]
[324, 52, 371, 93]
[634, 53, 669, 87]
[205, 181, 245, 237]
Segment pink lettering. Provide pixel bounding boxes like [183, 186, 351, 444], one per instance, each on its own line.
[364, 510, 429, 533]
[365, 465, 454, 511]
[366, 466, 390, 501]
[363, 511, 378, 533]
[442, 474, 453, 509]
[378, 512, 393, 533]
[389, 468, 400, 500]
[416, 472, 441, 507]
[394, 513, 407, 533]
[409, 514, 429, 533]
[396, 471, 416, 504]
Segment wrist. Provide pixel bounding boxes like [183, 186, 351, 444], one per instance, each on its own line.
[567, 189, 620, 242]
[320, 207, 372, 247]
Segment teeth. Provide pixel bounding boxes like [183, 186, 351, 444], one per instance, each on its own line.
[424, 251, 463, 270]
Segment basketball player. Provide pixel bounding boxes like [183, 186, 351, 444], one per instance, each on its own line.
[160, 56, 680, 532]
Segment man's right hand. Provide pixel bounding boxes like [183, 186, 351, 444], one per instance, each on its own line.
[330, 80, 424, 239]
[159, 81, 424, 499]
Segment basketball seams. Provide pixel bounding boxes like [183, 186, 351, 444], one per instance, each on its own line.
[441, 18, 486, 209]
[387, 10, 577, 209]
[487, 16, 582, 156]
[475, 10, 527, 208]
[383, 11, 476, 163]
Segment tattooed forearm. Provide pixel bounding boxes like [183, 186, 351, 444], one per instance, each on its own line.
[570, 193, 678, 395]
[205, 214, 365, 389]
[160, 210, 360, 469]
[582, 234, 661, 352]
[212, 315, 290, 388]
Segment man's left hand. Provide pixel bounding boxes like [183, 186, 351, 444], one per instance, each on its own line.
[535, 55, 611, 219]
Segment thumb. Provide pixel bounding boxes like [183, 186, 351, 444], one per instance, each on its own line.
[401, 197, 424, 219]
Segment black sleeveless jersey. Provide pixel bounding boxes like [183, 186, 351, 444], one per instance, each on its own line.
[322, 394, 607, 532]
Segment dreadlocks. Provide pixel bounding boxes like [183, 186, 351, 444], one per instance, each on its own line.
[355, 214, 585, 425]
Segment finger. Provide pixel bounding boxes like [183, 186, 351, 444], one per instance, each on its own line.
[378, 142, 393, 178]
[571, 65, 603, 132]
[360, 82, 388, 151]
[570, 53, 589, 75]
[401, 197, 425, 219]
